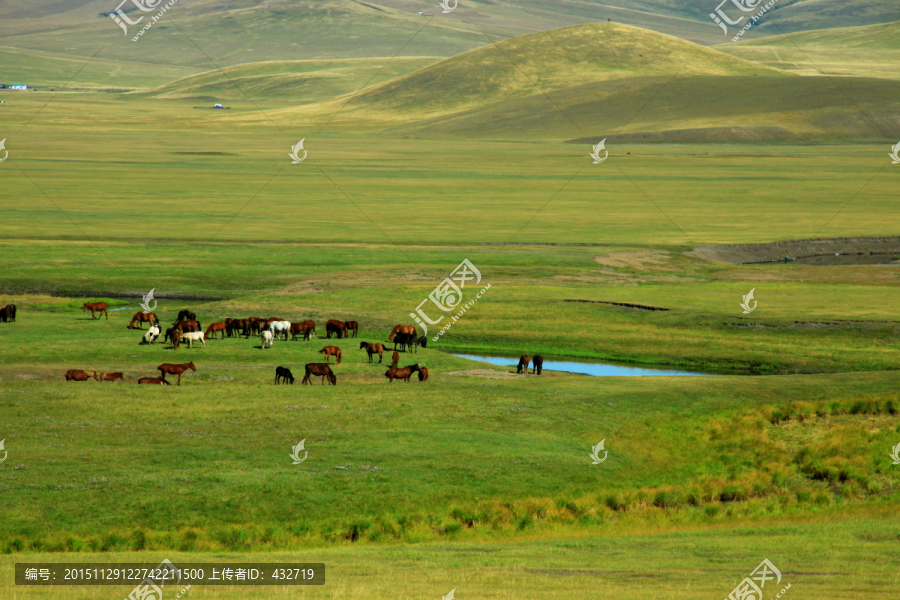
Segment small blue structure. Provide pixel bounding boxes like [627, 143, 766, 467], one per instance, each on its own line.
[10, 84, 27, 90]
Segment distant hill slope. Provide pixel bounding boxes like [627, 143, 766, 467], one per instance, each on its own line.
[144, 58, 440, 102]
[721, 20, 900, 80]
[277, 22, 785, 123]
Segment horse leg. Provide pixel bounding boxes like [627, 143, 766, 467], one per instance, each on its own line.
[104, 310, 108, 320]
[378, 351, 383, 364]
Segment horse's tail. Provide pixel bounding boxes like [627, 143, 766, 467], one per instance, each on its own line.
[337, 350, 342, 364]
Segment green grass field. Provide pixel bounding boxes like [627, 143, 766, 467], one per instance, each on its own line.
[2, 11, 900, 600]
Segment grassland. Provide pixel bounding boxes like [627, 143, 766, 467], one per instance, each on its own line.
[722, 20, 900, 80]
[3, 13, 900, 600]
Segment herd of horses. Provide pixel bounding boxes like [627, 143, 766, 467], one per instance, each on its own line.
[62, 304, 543, 386]
[65, 362, 195, 385]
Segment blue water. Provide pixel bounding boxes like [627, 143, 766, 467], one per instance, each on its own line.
[109, 306, 138, 312]
[452, 354, 715, 377]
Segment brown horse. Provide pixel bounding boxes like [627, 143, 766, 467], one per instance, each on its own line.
[82, 302, 108, 320]
[0, 304, 16, 322]
[302, 363, 336, 385]
[299, 320, 316, 338]
[290, 322, 314, 341]
[164, 327, 180, 349]
[532, 355, 544, 375]
[128, 311, 158, 329]
[359, 342, 385, 363]
[418, 367, 429, 381]
[157, 362, 196, 385]
[517, 355, 530, 374]
[326, 319, 348, 339]
[390, 351, 399, 368]
[98, 372, 125, 382]
[345, 320, 359, 338]
[388, 324, 416, 341]
[205, 321, 228, 339]
[385, 364, 422, 383]
[175, 320, 201, 333]
[318, 346, 342, 364]
[138, 377, 170, 385]
[65, 369, 91, 381]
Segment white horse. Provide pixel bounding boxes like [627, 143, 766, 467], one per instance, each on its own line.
[269, 320, 291, 341]
[260, 329, 274, 349]
[142, 325, 160, 345]
[180, 331, 206, 349]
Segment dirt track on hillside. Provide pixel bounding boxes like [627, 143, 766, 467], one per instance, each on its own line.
[690, 237, 900, 265]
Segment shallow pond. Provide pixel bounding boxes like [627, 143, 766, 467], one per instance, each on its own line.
[452, 353, 716, 377]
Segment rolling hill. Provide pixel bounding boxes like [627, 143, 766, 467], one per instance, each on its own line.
[721, 20, 900, 80]
[249, 21, 900, 142]
[268, 22, 786, 125]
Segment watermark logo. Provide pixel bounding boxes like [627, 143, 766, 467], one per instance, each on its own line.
[411, 259, 491, 341]
[290, 439, 308, 464]
[590, 138, 608, 164]
[0, 439, 7, 464]
[125, 558, 181, 600]
[589, 439, 607, 464]
[439, 0, 458, 13]
[711, 0, 778, 41]
[443, 589, 456, 600]
[109, 0, 181, 42]
[890, 141, 900, 165]
[724, 559, 788, 600]
[0, 138, 7, 164]
[289, 139, 307, 164]
[140, 288, 157, 314]
[740, 288, 757, 314]
[889, 442, 900, 465]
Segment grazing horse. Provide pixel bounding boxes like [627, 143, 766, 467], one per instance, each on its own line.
[318, 346, 342, 364]
[176, 310, 196, 322]
[359, 342, 385, 363]
[269, 320, 292, 341]
[302, 363, 336, 385]
[418, 367, 429, 381]
[517, 355, 530, 374]
[164, 327, 180, 349]
[175, 320, 201, 333]
[82, 302, 108, 320]
[393, 332, 416, 353]
[345, 320, 359, 338]
[385, 364, 422, 383]
[228, 318, 248, 338]
[532, 355, 544, 375]
[389, 324, 416, 341]
[299, 320, 316, 338]
[98, 372, 125, 382]
[205, 321, 228, 340]
[326, 319, 348, 339]
[180, 331, 206, 349]
[157, 362, 196, 385]
[260, 329, 274, 349]
[290, 322, 314, 341]
[141, 324, 161, 345]
[275, 366, 295, 385]
[139, 377, 170, 385]
[0, 304, 16, 322]
[390, 351, 399, 368]
[65, 369, 91, 381]
[128, 311, 158, 329]
[417, 336, 428, 350]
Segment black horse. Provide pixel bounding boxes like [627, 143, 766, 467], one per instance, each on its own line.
[275, 366, 295, 385]
[176, 310, 196, 322]
[532, 355, 544, 375]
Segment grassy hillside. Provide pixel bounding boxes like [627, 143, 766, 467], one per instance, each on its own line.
[390, 74, 900, 141]
[145, 57, 440, 102]
[722, 20, 900, 80]
[274, 22, 786, 125]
